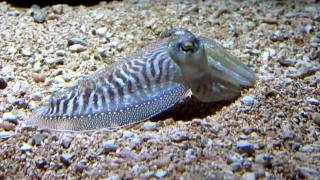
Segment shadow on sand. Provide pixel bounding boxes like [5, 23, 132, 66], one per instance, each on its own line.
[152, 96, 235, 122]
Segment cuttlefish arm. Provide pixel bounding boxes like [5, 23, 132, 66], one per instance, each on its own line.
[25, 38, 187, 132]
[166, 30, 256, 102]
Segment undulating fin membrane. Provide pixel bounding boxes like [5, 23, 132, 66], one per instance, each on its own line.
[25, 84, 187, 132]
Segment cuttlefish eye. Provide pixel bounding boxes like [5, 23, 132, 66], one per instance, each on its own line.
[180, 41, 194, 53]
[176, 35, 201, 54]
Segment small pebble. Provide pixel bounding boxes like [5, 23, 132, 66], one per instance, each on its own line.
[0, 131, 14, 140]
[44, 58, 64, 65]
[122, 131, 134, 138]
[67, 38, 87, 46]
[20, 143, 33, 152]
[35, 158, 47, 169]
[75, 160, 87, 172]
[52, 4, 64, 14]
[55, 50, 66, 57]
[31, 5, 46, 23]
[230, 162, 242, 172]
[61, 136, 73, 148]
[255, 154, 273, 168]
[102, 140, 117, 153]
[312, 113, 320, 126]
[69, 44, 86, 53]
[171, 131, 188, 142]
[94, 27, 107, 37]
[241, 96, 259, 106]
[32, 73, 46, 83]
[301, 145, 316, 153]
[31, 133, 46, 146]
[142, 122, 157, 131]
[306, 98, 319, 106]
[155, 170, 167, 178]
[21, 48, 33, 57]
[14, 99, 29, 109]
[60, 154, 73, 166]
[30, 92, 43, 101]
[2, 112, 18, 125]
[236, 141, 255, 154]
[0, 78, 7, 89]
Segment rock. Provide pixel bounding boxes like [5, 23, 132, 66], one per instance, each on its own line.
[61, 137, 72, 148]
[241, 172, 256, 180]
[67, 38, 87, 46]
[35, 158, 47, 169]
[212, 6, 230, 18]
[31, 5, 46, 23]
[102, 140, 117, 153]
[262, 14, 278, 24]
[2, 112, 18, 125]
[20, 143, 33, 152]
[278, 59, 296, 67]
[44, 57, 64, 65]
[236, 141, 255, 154]
[155, 170, 167, 178]
[294, 66, 320, 79]
[94, 27, 107, 37]
[52, 4, 64, 14]
[242, 160, 252, 170]
[0, 121, 15, 131]
[80, 53, 90, 61]
[60, 154, 73, 166]
[75, 160, 87, 172]
[0, 131, 14, 140]
[32, 73, 46, 83]
[21, 48, 33, 57]
[241, 96, 259, 106]
[254, 168, 266, 178]
[297, 167, 320, 178]
[281, 130, 296, 140]
[31, 133, 46, 146]
[142, 122, 157, 131]
[30, 92, 43, 101]
[306, 98, 319, 105]
[0, 78, 7, 89]
[255, 154, 273, 168]
[305, 25, 313, 33]
[117, 148, 137, 159]
[69, 44, 86, 53]
[312, 113, 320, 126]
[14, 99, 29, 109]
[270, 31, 285, 42]
[171, 131, 188, 142]
[55, 50, 66, 57]
[122, 131, 134, 138]
[230, 162, 242, 172]
[301, 145, 316, 153]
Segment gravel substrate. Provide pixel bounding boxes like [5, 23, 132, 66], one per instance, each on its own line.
[0, 0, 319, 179]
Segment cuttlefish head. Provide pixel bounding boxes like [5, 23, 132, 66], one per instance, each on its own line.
[167, 30, 256, 102]
[167, 33, 208, 80]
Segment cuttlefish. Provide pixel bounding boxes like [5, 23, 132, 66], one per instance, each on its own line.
[25, 29, 256, 131]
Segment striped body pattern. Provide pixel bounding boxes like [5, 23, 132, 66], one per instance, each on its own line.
[27, 38, 187, 131]
[27, 29, 256, 131]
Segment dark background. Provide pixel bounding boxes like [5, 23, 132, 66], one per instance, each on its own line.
[3, 0, 114, 7]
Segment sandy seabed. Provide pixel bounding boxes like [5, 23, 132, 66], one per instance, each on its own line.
[0, 0, 319, 179]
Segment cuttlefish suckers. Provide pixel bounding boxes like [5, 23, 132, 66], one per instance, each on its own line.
[25, 30, 255, 131]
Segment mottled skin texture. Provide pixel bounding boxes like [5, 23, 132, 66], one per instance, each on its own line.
[25, 30, 255, 131]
